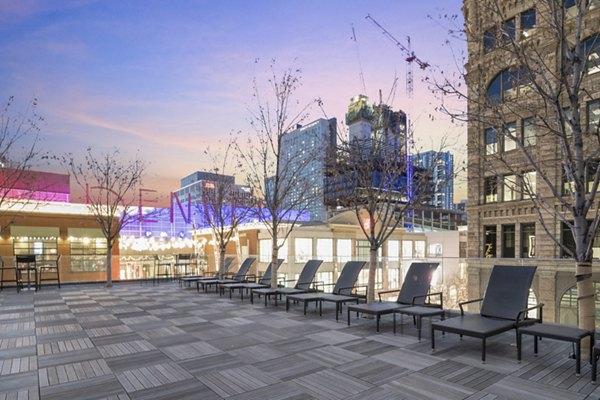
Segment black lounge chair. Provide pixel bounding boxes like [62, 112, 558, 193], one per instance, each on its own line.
[197, 257, 255, 293]
[252, 259, 323, 306]
[181, 257, 234, 287]
[220, 259, 284, 300]
[347, 262, 440, 333]
[431, 265, 542, 362]
[286, 261, 366, 320]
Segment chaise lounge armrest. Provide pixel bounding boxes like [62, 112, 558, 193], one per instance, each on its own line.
[378, 289, 400, 302]
[459, 298, 484, 315]
[412, 292, 443, 308]
[337, 285, 367, 297]
[516, 303, 544, 325]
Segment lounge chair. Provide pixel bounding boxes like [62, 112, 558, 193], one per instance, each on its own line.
[431, 265, 542, 362]
[346, 262, 440, 333]
[286, 261, 366, 320]
[251, 259, 323, 306]
[197, 257, 255, 293]
[180, 257, 234, 287]
[220, 259, 284, 300]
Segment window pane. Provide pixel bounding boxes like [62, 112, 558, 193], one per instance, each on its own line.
[484, 226, 497, 258]
[502, 18, 515, 43]
[522, 171, 536, 199]
[504, 122, 517, 151]
[485, 128, 498, 154]
[295, 238, 312, 263]
[504, 174, 518, 201]
[415, 241, 425, 258]
[337, 239, 351, 262]
[584, 35, 600, 75]
[402, 240, 413, 258]
[588, 100, 600, 132]
[316, 238, 333, 262]
[522, 117, 536, 146]
[259, 240, 271, 263]
[387, 240, 399, 261]
[502, 225, 515, 258]
[521, 223, 536, 258]
[521, 8, 536, 35]
[484, 28, 496, 52]
[484, 176, 498, 203]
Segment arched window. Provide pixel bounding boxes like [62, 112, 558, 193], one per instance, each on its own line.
[560, 282, 600, 328]
[584, 34, 600, 75]
[486, 67, 529, 104]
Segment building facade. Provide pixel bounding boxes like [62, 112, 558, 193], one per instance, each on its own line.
[464, 0, 600, 324]
[413, 150, 454, 210]
[278, 118, 337, 222]
[174, 171, 252, 206]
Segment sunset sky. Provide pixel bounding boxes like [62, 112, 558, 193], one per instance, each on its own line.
[0, 0, 466, 206]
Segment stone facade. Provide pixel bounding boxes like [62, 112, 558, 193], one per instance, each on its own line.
[463, 0, 600, 322]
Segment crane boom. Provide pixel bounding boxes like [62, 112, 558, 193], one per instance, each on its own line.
[365, 14, 429, 70]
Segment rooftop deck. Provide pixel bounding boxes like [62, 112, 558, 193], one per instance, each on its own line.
[1, 282, 599, 400]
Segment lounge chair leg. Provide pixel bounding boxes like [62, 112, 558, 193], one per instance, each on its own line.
[482, 338, 486, 363]
[347, 309, 351, 326]
[393, 311, 396, 334]
[416, 316, 422, 341]
[376, 315, 380, 333]
[286, 298, 289, 312]
[431, 327, 435, 352]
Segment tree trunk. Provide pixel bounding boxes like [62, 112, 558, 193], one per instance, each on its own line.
[367, 248, 378, 304]
[576, 260, 594, 352]
[106, 244, 113, 288]
[218, 248, 227, 279]
[271, 245, 279, 289]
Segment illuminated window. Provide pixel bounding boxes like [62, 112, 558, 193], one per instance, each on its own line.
[402, 240, 413, 259]
[69, 228, 107, 272]
[295, 238, 312, 263]
[520, 8, 536, 37]
[484, 176, 498, 203]
[503, 174, 518, 201]
[504, 121, 517, 151]
[484, 226, 497, 257]
[337, 239, 352, 262]
[316, 238, 333, 262]
[521, 223, 536, 258]
[502, 225, 515, 258]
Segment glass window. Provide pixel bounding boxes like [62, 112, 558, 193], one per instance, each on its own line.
[484, 226, 497, 258]
[337, 239, 352, 262]
[484, 28, 496, 53]
[402, 240, 413, 259]
[387, 240, 400, 261]
[259, 239, 287, 262]
[521, 8, 536, 37]
[356, 240, 370, 260]
[316, 238, 333, 262]
[415, 241, 425, 258]
[295, 238, 312, 263]
[522, 117, 536, 146]
[563, 108, 574, 137]
[584, 34, 600, 75]
[588, 99, 599, 132]
[501, 18, 515, 44]
[504, 122, 517, 151]
[502, 225, 515, 258]
[521, 223, 536, 258]
[429, 243, 443, 257]
[561, 222, 576, 258]
[504, 174, 518, 201]
[484, 176, 498, 203]
[485, 128, 498, 154]
[563, 0, 576, 8]
[522, 171, 536, 199]
[587, 161, 599, 192]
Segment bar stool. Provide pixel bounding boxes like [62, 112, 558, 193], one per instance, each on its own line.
[16, 255, 38, 292]
[0, 256, 19, 292]
[38, 254, 61, 289]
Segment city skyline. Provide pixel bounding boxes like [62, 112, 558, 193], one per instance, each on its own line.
[0, 0, 466, 206]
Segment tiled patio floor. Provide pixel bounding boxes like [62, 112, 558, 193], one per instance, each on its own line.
[1, 282, 600, 399]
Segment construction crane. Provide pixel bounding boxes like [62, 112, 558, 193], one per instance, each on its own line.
[351, 23, 367, 95]
[365, 14, 429, 98]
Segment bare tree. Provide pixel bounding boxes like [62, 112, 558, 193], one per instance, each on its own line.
[195, 140, 253, 277]
[433, 1, 600, 331]
[236, 63, 321, 288]
[0, 97, 45, 222]
[65, 148, 147, 287]
[327, 98, 440, 304]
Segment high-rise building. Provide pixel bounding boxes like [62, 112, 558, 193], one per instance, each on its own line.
[174, 171, 251, 206]
[346, 94, 407, 156]
[463, 0, 600, 323]
[413, 150, 454, 210]
[278, 118, 337, 222]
